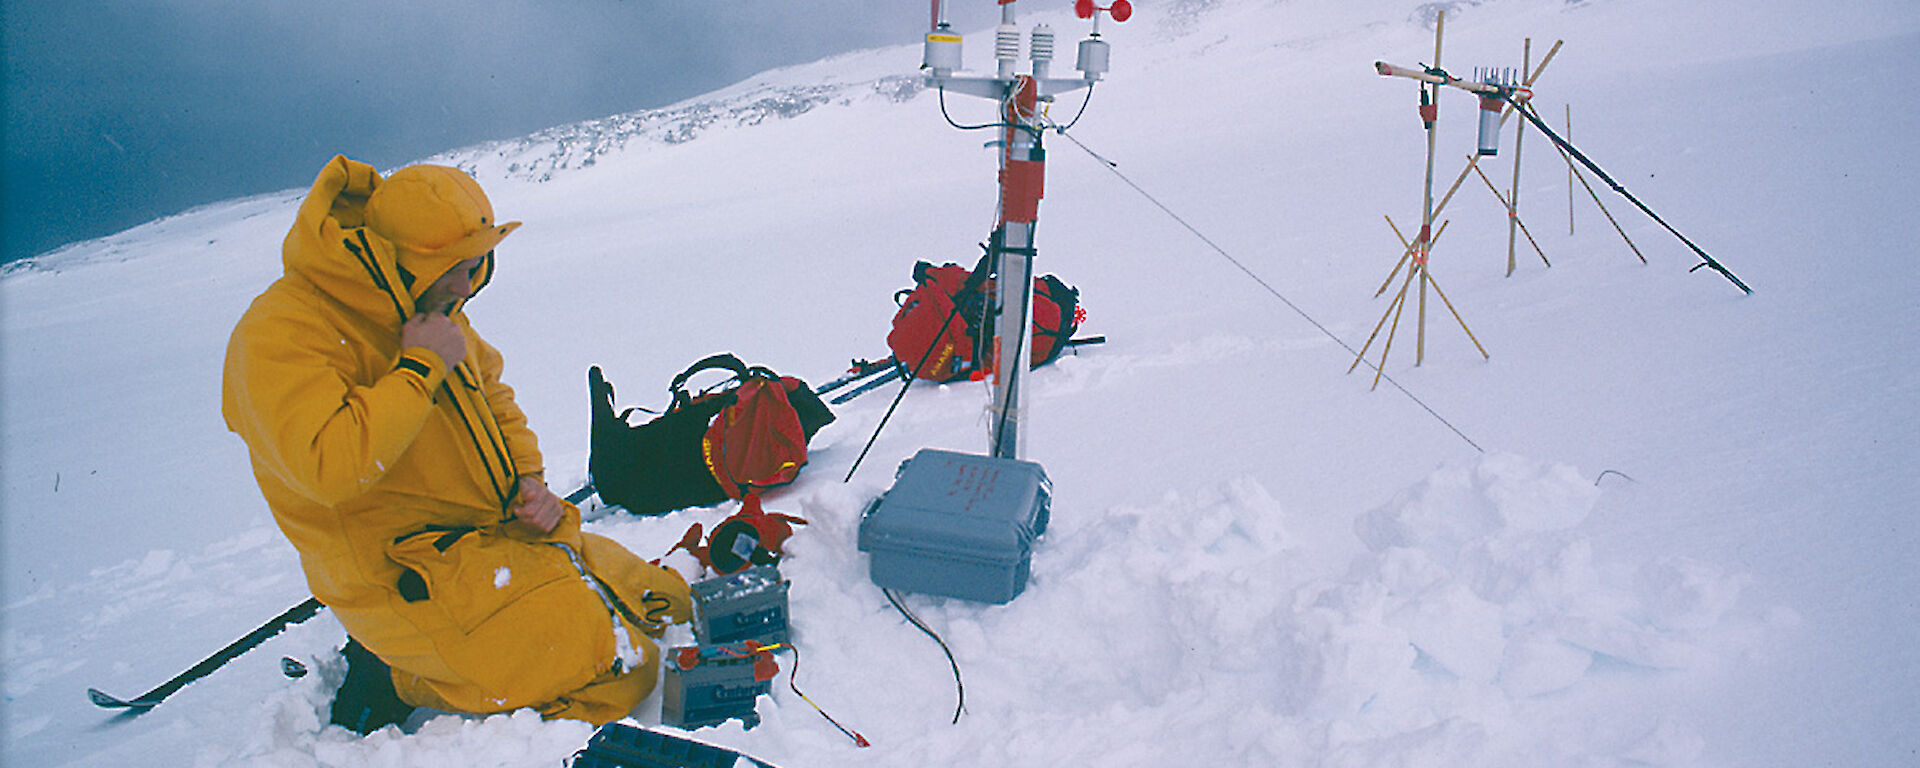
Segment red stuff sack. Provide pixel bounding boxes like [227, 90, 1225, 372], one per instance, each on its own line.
[701, 374, 808, 499]
[885, 260, 1082, 382]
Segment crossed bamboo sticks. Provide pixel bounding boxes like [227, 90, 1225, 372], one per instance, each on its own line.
[1351, 10, 1493, 389]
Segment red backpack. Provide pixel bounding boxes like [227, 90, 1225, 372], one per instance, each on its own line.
[886, 260, 1082, 382]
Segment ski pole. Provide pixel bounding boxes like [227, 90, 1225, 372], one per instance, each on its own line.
[1503, 95, 1751, 294]
[842, 273, 987, 481]
[88, 596, 326, 712]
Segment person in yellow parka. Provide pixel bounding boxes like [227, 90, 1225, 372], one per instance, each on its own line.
[222, 155, 691, 734]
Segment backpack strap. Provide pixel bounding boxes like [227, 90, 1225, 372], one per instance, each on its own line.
[1031, 274, 1083, 365]
[669, 353, 750, 410]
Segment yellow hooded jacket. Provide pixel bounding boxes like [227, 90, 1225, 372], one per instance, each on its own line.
[222, 155, 687, 723]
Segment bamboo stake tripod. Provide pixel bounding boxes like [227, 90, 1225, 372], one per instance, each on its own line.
[1350, 10, 1489, 389]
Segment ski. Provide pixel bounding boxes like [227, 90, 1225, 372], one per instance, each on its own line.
[831, 367, 904, 405]
[88, 596, 327, 712]
[826, 337, 1105, 406]
[813, 357, 899, 396]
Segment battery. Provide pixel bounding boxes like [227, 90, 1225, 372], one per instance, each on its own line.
[659, 643, 776, 731]
[690, 566, 790, 648]
[857, 449, 1050, 604]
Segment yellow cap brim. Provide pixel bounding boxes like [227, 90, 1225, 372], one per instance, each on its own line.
[431, 220, 521, 264]
[394, 220, 522, 303]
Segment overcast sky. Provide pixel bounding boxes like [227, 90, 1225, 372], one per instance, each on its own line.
[2, 1, 1006, 264]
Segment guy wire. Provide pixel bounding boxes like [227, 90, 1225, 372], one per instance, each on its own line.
[1054, 128, 1485, 454]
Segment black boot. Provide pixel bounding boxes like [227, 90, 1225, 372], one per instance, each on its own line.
[328, 638, 416, 735]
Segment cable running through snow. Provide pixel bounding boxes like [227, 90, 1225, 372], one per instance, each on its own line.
[883, 587, 966, 724]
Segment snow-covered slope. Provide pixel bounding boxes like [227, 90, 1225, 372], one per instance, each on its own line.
[5, 0, 1918, 765]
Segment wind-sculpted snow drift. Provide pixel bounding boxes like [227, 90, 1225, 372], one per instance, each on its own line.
[73, 453, 1747, 766]
[224, 454, 1756, 765]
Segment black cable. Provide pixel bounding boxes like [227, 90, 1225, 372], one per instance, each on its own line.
[938, 86, 1046, 142]
[784, 643, 869, 746]
[842, 299, 964, 482]
[1055, 128, 1487, 454]
[883, 588, 965, 724]
[991, 266, 1034, 455]
[1055, 83, 1096, 132]
[938, 85, 1004, 131]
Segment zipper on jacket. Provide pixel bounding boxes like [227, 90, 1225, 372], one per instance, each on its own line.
[548, 542, 644, 672]
[344, 232, 409, 323]
[347, 230, 522, 513]
[441, 390, 515, 512]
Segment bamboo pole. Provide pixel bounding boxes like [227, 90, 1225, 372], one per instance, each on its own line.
[1350, 268, 1413, 374]
[1526, 41, 1562, 94]
[1506, 38, 1532, 277]
[1387, 216, 1451, 263]
[1377, 215, 1411, 295]
[1429, 158, 1475, 240]
[1373, 270, 1414, 390]
[1373, 62, 1503, 94]
[1423, 270, 1490, 360]
[1377, 216, 1452, 299]
[1472, 158, 1550, 267]
[1552, 137, 1647, 263]
[1417, 262, 1428, 365]
[1414, 10, 1446, 366]
[1567, 104, 1576, 235]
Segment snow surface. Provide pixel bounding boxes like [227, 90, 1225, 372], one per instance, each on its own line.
[5, 0, 1919, 765]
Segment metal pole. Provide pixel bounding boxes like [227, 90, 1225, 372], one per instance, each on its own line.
[991, 76, 1043, 460]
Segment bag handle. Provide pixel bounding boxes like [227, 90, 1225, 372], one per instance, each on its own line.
[668, 353, 784, 411]
[668, 353, 748, 409]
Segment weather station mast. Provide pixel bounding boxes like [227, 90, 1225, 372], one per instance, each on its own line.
[921, 0, 1129, 460]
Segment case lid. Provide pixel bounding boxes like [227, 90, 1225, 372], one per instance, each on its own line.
[858, 449, 1050, 563]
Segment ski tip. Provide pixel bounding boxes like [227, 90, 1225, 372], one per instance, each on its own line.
[87, 688, 153, 710]
[280, 657, 309, 678]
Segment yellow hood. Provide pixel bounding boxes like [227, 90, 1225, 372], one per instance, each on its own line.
[282, 156, 516, 323]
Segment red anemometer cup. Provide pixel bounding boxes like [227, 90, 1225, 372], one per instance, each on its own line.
[1074, 0, 1132, 23]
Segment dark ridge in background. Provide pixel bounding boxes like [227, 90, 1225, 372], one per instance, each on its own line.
[2, 1, 1000, 264]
